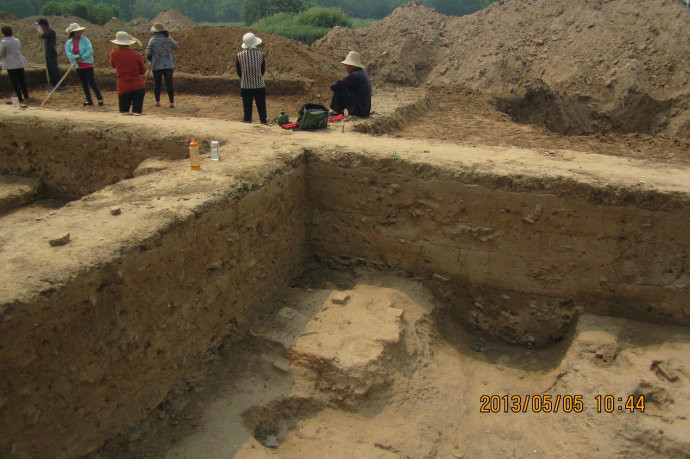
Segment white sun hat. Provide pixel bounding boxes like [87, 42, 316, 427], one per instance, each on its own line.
[341, 51, 364, 68]
[111, 31, 136, 45]
[242, 32, 262, 49]
[65, 23, 86, 34]
[150, 23, 167, 33]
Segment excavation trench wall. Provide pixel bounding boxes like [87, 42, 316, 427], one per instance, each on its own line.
[0, 141, 689, 458]
[0, 117, 190, 198]
[0, 161, 307, 458]
[305, 151, 690, 344]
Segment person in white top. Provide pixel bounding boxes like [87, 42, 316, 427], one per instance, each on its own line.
[0, 26, 29, 106]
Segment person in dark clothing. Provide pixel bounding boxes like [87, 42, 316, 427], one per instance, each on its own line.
[330, 51, 371, 118]
[235, 32, 267, 124]
[36, 18, 61, 89]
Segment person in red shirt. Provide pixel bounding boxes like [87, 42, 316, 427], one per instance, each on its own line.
[109, 31, 146, 115]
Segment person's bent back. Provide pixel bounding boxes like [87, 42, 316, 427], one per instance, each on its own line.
[330, 51, 371, 118]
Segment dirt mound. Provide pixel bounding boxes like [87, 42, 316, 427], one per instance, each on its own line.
[103, 17, 127, 31]
[93, 25, 342, 87]
[133, 9, 197, 34]
[4, 15, 108, 67]
[0, 10, 16, 21]
[313, 3, 448, 85]
[313, 0, 690, 137]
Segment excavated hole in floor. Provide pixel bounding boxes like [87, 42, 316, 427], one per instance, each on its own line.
[492, 86, 678, 136]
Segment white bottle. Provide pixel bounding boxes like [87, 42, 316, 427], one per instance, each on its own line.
[210, 140, 220, 161]
[11, 93, 19, 109]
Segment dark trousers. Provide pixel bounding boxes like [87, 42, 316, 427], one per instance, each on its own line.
[330, 86, 355, 116]
[7, 68, 29, 102]
[118, 88, 145, 114]
[153, 69, 174, 103]
[241, 87, 267, 123]
[45, 50, 61, 87]
[77, 67, 103, 103]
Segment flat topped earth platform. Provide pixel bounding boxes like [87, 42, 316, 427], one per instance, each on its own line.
[0, 104, 689, 459]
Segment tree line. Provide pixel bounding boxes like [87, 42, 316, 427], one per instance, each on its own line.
[1, 0, 497, 24]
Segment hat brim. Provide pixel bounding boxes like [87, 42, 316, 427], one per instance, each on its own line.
[111, 39, 136, 45]
[241, 37, 262, 49]
[150, 27, 167, 32]
[67, 27, 86, 33]
[341, 59, 363, 68]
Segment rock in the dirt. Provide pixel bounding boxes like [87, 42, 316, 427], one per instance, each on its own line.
[49, 233, 70, 246]
[263, 435, 279, 448]
[471, 338, 486, 352]
[110, 206, 122, 215]
[652, 360, 679, 382]
[332, 293, 351, 305]
[272, 357, 291, 373]
[278, 307, 298, 320]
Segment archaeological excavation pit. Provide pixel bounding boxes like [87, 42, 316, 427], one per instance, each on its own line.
[0, 109, 689, 459]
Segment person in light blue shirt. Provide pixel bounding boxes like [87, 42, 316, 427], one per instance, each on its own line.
[65, 22, 103, 106]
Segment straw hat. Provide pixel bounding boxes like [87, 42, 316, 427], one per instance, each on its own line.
[65, 23, 86, 34]
[111, 31, 136, 46]
[341, 51, 364, 68]
[241, 32, 262, 49]
[150, 23, 167, 33]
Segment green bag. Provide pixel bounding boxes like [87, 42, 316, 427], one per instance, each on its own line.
[296, 104, 328, 130]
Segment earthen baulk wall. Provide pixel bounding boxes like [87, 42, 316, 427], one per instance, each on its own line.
[305, 152, 690, 344]
[0, 118, 190, 198]
[0, 165, 307, 458]
[0, 137, 689, 457]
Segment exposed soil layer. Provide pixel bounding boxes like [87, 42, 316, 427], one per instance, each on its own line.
[313, 0, 690, 138]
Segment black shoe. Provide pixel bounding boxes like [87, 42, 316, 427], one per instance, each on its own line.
[242, 120, 251, 123]
[98, 100, 104, 106]
[83, 101, 94, 106]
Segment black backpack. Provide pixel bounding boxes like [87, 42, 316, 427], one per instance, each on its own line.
[296, 103, 328, 130]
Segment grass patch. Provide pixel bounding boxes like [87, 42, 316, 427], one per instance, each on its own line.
[252, 7, 352, 45]
[199, 21, 244, 27]
[352, 18, 376, 28]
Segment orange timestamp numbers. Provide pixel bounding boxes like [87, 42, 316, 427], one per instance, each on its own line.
[479, 394, 645, 413]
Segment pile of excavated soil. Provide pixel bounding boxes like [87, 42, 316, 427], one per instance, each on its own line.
[313, 4, 448, 86]
[313, 0, 690, 137]
[92, 25, 342, 85]
[103, 17, 127, 32]
[132, 9, 197, 34]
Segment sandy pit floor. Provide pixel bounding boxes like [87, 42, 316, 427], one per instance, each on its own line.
[98, 270, 690, 459]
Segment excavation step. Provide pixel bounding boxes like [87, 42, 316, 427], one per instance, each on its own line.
[0, 174, 40, 214]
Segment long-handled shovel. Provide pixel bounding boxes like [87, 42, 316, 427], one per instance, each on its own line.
[40, 61, 75, 107]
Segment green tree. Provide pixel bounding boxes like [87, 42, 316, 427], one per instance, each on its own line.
[40, 1, 64, 15]
[242, 0, 307, 24]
